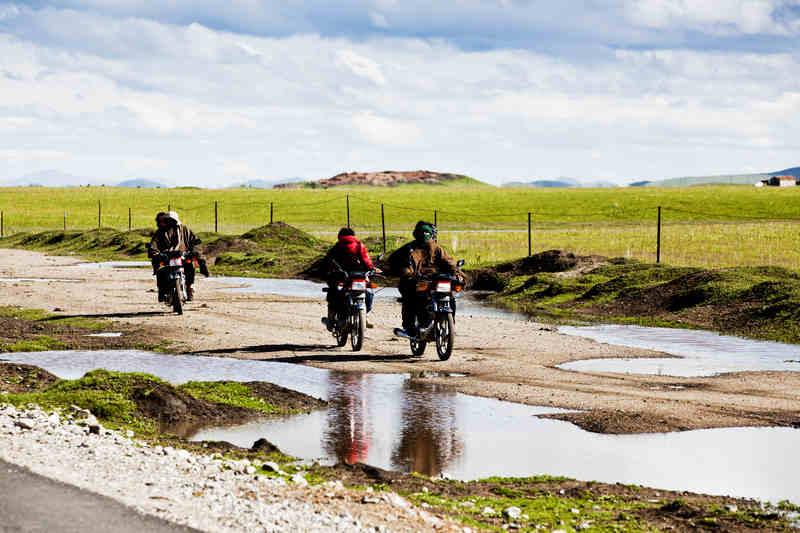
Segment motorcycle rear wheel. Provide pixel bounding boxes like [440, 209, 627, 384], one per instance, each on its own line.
[172, 279, 183, 315]
[334, 312, 348, 347]
[350, 309, 365, 351]
[435, 313, 454, 360]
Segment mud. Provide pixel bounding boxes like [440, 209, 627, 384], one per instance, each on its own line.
[1, 249, 800, 437]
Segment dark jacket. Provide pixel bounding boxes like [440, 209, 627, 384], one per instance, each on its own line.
[389, 240, 461, 279]
[324, 235, 374, 275]
[148, 224, 200, 257]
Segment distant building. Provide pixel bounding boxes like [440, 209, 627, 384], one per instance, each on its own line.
[758, 175, 797, 187]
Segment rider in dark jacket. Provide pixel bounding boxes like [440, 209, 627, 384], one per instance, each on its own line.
[323, 228, 378, 330]
[389, 221, 463, 337]
[148, 211, 204, 302]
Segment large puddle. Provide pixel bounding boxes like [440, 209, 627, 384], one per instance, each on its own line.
[2, 349, 800, 505]
[558, 325, 800, 377]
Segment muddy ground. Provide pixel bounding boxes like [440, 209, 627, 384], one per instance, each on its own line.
[2, 249, 800, 436]
[1, 361, 793, 533]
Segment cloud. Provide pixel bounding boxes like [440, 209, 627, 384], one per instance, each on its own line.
[1, 2, 800, 186]
[335, 49, 386, 85]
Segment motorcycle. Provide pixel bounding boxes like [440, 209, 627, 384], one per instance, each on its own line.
[394, 259, 465, 360]
[322, 262, 377, 351]
[156, 251, 198, 315]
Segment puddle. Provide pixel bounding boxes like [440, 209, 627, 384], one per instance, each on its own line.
[2, 349, 800, 504]
[558, 325, 800, 377]
[69, 261, 150, 269]
[207, 277, 528, 320]
[0, 278, 82, 283]
[84, 332, 123, 337]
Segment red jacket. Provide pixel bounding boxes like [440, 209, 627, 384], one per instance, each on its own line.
[326, 235, 374, 273]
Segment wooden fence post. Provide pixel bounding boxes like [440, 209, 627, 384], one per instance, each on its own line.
[214, 201, 218, 233]
[98, 200, 101, 228]
[528, 212, 532, 256]
[270, 202, 273, 224]
[346, 195, 350, 228]
[656, 206, 662, 263]
[381, 204, 386, 255]
[128, 208, 132, 231]
[434, 210, 438, 227]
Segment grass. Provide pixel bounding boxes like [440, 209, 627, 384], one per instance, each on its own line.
[2, 185, 799, 269]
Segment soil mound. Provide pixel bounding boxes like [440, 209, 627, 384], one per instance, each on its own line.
[283, 170, 468, 188]
[0, 363, 59, 393]
[470, 250, 608, 290]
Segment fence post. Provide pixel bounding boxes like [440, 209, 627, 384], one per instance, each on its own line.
[346, 195, 350, 228]
[528, 212, 532, 256]
[1, 211, 3, 237]
[63, 211, 67, 231]
[434, 210, 438, 227]
[270, 202, 273, 224]
[128, 208, 132, 231]
[214, 201, 218, 233]
[98, 200, 101, 229]
[381, 204, 386, 255]
[656, 206, 662, 263]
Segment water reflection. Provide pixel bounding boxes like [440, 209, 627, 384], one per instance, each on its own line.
[3, 349, 800, 504]
[324, 373, 373, 465]
[391, 380, 462, 476]
[558, 325, 800, 377]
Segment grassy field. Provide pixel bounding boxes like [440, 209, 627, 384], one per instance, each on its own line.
[1, 184, 799, 269]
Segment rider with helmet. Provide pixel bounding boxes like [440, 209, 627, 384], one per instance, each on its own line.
[148, 211, 204, 303]
[388, 220, 464, 337]
[322, 227, 379, 330]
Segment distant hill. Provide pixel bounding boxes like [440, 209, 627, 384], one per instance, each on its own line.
[277, 170, 491, 188]
[231, 178, 306, 189]
[117, 179, 166, 188]
[643, 166, 800, 187]
[771, 166, 800, 178]
[1, 170, 102, 187]
[628, 181, 652, 187]
[503, 177, 618, 188]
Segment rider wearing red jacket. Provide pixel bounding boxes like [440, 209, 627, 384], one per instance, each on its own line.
[323, 228, 378, 330]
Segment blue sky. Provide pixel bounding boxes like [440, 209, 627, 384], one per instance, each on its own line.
[1, 1, 799, 186]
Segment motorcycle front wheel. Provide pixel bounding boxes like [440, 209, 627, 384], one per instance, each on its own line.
[410, 315, 427, 356]
[350, 309, 365, 351]
[172, 278, 184, 315]
[334, 311, 348, 347]
[435, 313, 454, 360]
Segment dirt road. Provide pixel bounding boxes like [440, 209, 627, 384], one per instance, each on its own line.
[2, 249, 799, 434]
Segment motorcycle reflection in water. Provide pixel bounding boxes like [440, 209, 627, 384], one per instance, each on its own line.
[323, 373, 463, 477]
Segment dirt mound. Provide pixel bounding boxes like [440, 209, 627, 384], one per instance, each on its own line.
[294, 170, 465, 188]
[0, 363, 59, 393]
[470, 250, 608, 290]
[241, 222, 324, 247]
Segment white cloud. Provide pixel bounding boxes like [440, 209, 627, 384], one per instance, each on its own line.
[368, 10, 390, 29]
[1, 4, 800, 186]
[335, 49, 387, 85]
[627, 0, 787, 34]
[352, 111, 421, 146]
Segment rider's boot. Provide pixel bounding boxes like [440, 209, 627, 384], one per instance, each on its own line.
[325, 307, 335, 331]
[186, 285, 194, 302]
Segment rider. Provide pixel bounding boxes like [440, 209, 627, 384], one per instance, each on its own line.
[148, 211, 204, 303]
[389, 220, 463, 337]
[323, 227, 379, 331]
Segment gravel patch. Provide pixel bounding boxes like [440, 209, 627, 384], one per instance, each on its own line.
[0, 403, 466, 532]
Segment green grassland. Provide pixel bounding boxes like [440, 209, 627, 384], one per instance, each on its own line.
[1, 184, 799, 269]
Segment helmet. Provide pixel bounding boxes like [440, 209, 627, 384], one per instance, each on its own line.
[413, 220, 436, 243]
[337, 227, 355, 239]
[155, 212, 167, 227]
[165, 211, 181, 225]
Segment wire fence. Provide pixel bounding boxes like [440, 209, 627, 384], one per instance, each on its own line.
[1, 193, 799, 269]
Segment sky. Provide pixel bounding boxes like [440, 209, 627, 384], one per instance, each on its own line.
[1, 1, 799, 187]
